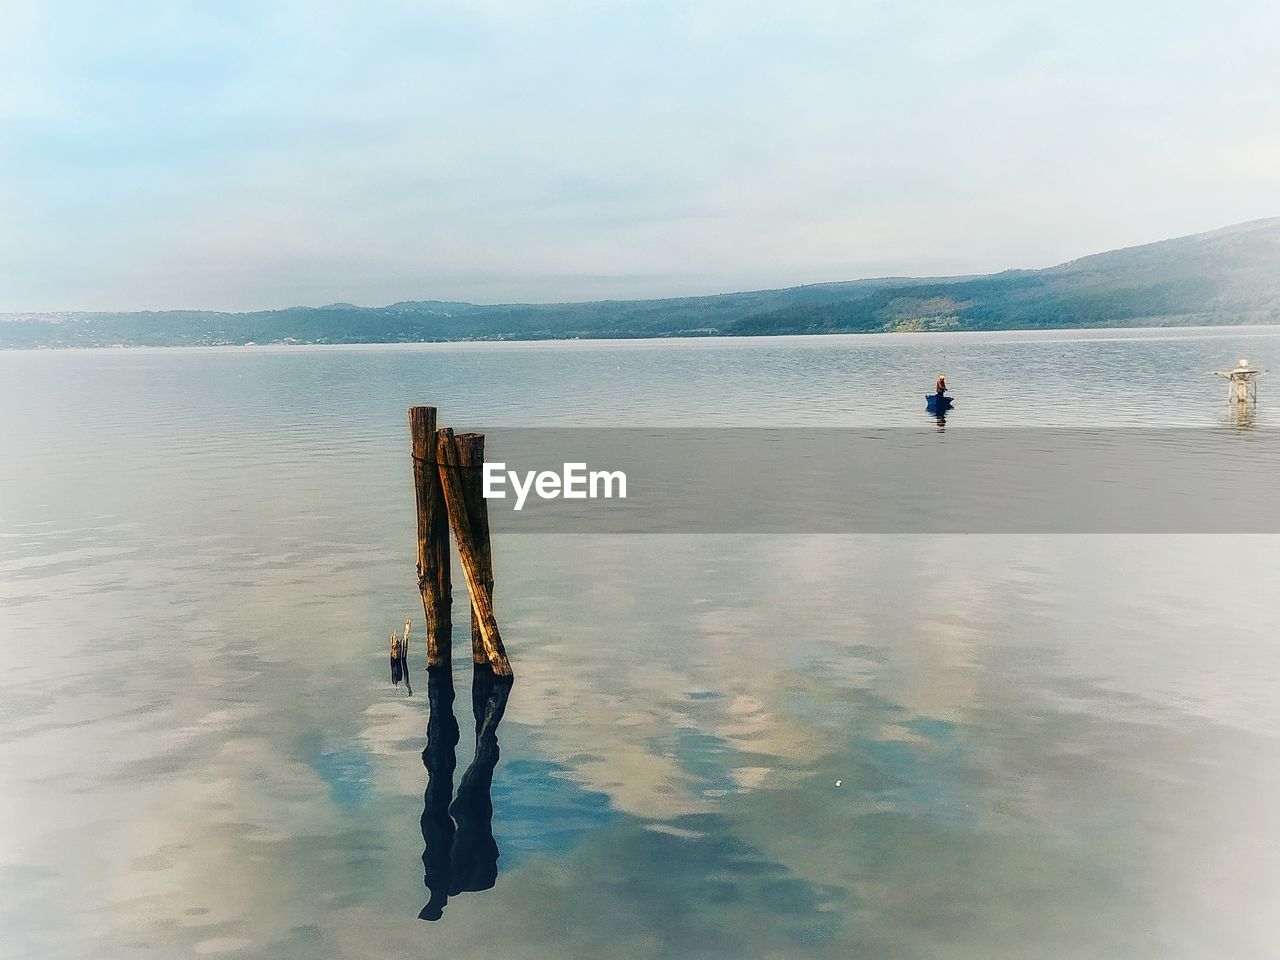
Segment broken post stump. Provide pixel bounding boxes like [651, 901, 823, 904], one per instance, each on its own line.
[401, 619, 413, 695]
[436, 428, 513, 677]
[409, 406, 453, 668]
[454, 433, 495, 668]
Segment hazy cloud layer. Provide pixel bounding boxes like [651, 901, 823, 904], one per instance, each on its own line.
[2, 0, 1279, 310]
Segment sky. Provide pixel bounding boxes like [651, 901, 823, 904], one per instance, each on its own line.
[2, 0, 1279, 312]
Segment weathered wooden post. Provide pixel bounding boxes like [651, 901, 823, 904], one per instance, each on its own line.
[436, 428, 513, 677]
[409, 406, 453, 668]
[400, 619, 413, 695]
[454, 433, 495, 668]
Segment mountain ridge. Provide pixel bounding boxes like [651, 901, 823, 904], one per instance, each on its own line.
[3, 217, 1278, 348]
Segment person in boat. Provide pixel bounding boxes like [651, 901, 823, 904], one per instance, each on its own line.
[935, 375, 947, 396]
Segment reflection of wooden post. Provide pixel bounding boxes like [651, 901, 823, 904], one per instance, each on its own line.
[436, 428, 512, 677]
[455, 434, 494, 668]
[448, 668, 510, 894]
[419, 667, 458, 921]
[409, 406, 452, 668]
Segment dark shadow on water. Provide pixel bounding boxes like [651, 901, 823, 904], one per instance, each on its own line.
[419, 666, 511, 921]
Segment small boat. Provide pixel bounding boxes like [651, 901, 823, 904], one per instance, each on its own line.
[926, 394, 953, 413]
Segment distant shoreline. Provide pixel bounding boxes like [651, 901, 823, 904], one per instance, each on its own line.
[5, 320, 1280, 354]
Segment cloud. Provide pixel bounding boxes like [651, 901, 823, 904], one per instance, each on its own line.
[2, 0, 1279, 310]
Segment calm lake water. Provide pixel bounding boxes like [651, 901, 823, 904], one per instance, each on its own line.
[2, 327, 1279, 959]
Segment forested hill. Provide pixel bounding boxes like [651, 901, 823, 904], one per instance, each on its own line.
[4, 217, 1278, 348]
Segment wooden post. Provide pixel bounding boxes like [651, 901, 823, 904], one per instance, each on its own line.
[409, 406, 452, 668]
[454, 433, 494, 668]
[436, 428, 513, 677]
